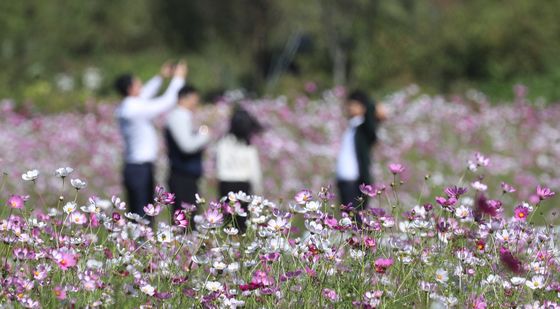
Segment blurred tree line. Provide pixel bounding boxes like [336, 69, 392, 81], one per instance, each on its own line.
[1, 0, 560, 110]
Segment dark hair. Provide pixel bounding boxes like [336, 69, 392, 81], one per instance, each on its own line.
[178, 85, 198, 99]
[347, 90, 378, 142]
[347, 90, 373, 109]
[229, 106, 263, 145]
[114, 74, 134, 97]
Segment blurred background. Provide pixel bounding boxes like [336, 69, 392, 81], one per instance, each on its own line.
[2, 0, 560, 111]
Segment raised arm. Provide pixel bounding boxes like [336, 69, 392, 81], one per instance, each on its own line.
[139, 75, 163, 99]
[122, 76, 184, 119]
[139, 62, 174, 99]
[121, 62, 188, 119]
[167, 111, 210, 153]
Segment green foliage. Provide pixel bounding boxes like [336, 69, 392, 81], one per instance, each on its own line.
[2, 0, 560, 111]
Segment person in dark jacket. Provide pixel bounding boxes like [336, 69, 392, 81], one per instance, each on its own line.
[336, 90, 378, 218]
[165, 85, 210, 228]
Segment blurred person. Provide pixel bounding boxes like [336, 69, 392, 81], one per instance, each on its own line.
[115, 61, 187, 217]
[165, 85, 210, 225]
[216, 106, 263, 233]
[336, 90, 379, 220]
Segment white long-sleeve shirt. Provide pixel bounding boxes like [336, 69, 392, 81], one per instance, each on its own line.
[336, 116, 364, 181]
[216, 135, 263, 194]
[116, 75, 185, 163]
[165, 107, 210, 153]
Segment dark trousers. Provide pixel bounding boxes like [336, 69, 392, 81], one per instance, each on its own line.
[219, 181, 251, 234]
[168, 171, 199, 228]
[123, 163, 154, 217]
[337, 180, 367, 225]
[337, 180, 361, 207]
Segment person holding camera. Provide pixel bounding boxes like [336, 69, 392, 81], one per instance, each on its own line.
[115, 61, 187, 217]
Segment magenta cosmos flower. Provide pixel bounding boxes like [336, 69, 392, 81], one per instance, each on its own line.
[499, 247, 523, 274]
[514, 205, 529, 221]
[536, 185, 555, 201]
[174, 209, 189, 228]
[374, 258, 394, 273]
[388, 163, 405, 175]
[7, 195, 24, 209]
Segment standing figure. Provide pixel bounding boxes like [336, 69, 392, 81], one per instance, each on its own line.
[165, 85, 210, 224]
[336, 90, 378, 217]
[115, 61, 187, 217]
[216, 106, 263, 233]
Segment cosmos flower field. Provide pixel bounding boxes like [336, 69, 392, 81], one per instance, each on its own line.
[1, 86, 560, 307]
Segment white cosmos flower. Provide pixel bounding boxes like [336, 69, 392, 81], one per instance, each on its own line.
[235, 191, 252, 202]
[63, 202, 77, 214]
[157, 229, 173, 243]
[86, 259, 103, 269]
[305, 201, 321, 212]
[81, 204, 100, 214]
[510, 277, 526, 286]
[111, 196, 127, 210]
[205, 281, 223, 292]
[471, 181, 487, 191]
[22, 170, 39, 181]
[224, 227, 239, 236]
[305, 220, 323, 234]
[213, 261, 227, 270]
[55, 167, 74, 178]
[454, 205, 470, 220]
[268, 218, 290, 232]
[525, 275, 545, 290]
[140, 284, 156, 296]
[435, 269, 448, 283]
[70, 178, 87, 190]
[339, 217, 352, 227]
[227, 262, 240, 273]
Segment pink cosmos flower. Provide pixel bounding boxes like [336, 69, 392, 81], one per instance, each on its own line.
[374, 258, 394, 273]
[388, 163, 405, 175]
[359, 184, 377, 197]
[536, 185, 555, 201]
[322, 288, 339, 302]
[363, 236, 376, 250]
[53, 286, 66, 300]
[294, 189, 313, 205]
[54, 251, 77, 270]
[251, 269, 273, 287]
[174, 209, 189, 228]
[470, 295, 487, 309]
[143, 203, 161, 217]
[7, 195, 24, 209]
[204, 209, 224, 226]
[69, 211, 87, 225]
[501, 182, 516, 194]
[514, 205, 529, 221]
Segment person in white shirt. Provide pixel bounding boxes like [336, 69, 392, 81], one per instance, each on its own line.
[165, 85, 210, 226]
[336, 90, 379, 223]
[216, 106, 263, 233]
[115, 61, 187, 217]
